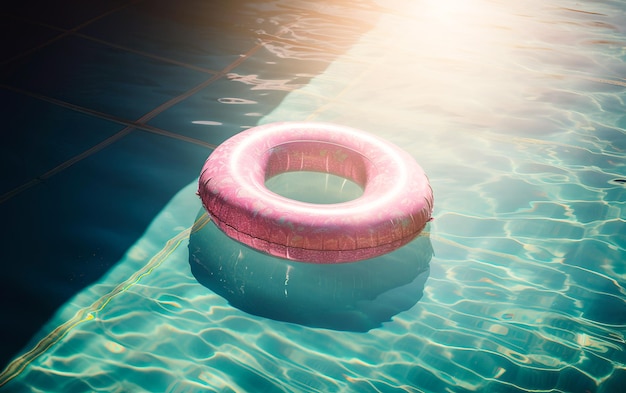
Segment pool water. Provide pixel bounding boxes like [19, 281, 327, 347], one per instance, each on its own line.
[265, 171, 364, 204]
[2, 0, 625, 392]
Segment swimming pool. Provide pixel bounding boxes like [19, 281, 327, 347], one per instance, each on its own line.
[1, 0, 625, 391]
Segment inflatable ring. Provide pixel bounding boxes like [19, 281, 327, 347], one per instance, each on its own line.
[198, 122, 433, 263]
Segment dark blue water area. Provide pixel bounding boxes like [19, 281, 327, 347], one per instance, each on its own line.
[189, 210, 433, 332]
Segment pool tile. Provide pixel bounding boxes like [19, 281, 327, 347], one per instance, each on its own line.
[147, 76, 290, 145]
[79, 0, 284, 72]
[0, 35, 210, 121]
[0, 89, 126, 196]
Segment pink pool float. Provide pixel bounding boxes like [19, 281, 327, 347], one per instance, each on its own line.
[198, 122, 433, 263]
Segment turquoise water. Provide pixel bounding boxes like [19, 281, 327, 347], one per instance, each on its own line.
[2, 0, 626, 391]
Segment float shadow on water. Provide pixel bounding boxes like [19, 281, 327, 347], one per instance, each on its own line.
[189, 210, 433, 332]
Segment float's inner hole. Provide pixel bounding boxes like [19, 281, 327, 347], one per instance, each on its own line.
[265, 171, 363, 204]
[264, 141, 370, 204]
